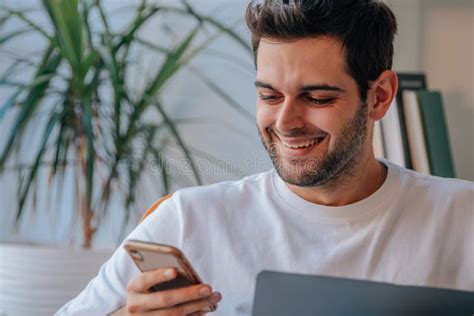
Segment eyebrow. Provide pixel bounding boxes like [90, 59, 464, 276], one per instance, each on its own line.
[254, 80, 345, 93]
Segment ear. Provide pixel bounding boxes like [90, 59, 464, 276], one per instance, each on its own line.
[367, 70, 398, 121]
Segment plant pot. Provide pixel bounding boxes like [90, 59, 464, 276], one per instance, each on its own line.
[0, 242, 113, 316]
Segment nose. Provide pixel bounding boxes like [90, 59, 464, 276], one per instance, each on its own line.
[275, 97, 305, 134]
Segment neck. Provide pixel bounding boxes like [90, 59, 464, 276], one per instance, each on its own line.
[287, 154, 387, 207]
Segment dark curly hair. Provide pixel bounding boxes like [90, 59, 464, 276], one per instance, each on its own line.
[245, 0, 397, 101]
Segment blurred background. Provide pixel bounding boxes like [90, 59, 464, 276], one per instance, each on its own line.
[0, 0, 268, 249]
[0, 0, 472, 314]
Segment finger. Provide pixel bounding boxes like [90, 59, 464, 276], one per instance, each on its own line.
[188, 312, 206, 316]
[127, 268, 177, 293]
[155, 283, 215, 308]
[161, 292, 222, 316]
[129, 310, 206, 316]
[129, 284, 214, 311]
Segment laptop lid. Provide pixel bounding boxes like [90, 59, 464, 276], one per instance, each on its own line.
[252, 271, 474, 316]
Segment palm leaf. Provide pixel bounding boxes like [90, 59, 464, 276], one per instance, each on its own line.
[50, 108, 67, 178]
[115, 2, 158, 52]
[0, 59, 26, 81]
[141, 27, 199, 102]
[118, 28, 202, 184]
[160, 4, 252, 54]
[150, 147, 170, 196]
[82, 95, 95, 215]
[188, 65, 254, 120]
[0, 13, 12, 29]
[154, 100, 201, 185]
[16, 111, 60, 223]
[0, 72, 56, 89]
[0, 28, 32, 45]
[126, 27, 199, 139]
[134, 37, 170, 54]
[43, 0, 84, 80]
[96, 42, 124, 140]
[5, 8, 52, 41]
[0, 45, 62, 168]
[0, 89, 22, 119]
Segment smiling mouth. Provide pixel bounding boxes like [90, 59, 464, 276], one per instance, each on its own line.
[280, 137, 326, 149]
[271, 132, 327, 151]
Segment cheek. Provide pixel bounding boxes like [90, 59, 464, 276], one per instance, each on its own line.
[305, 108, 347, 136]
[256, 104, 275, 133]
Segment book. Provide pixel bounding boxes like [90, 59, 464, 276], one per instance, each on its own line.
[395, 73, 428, 170]
[417, 90, 456, 178]
[397, 73, 427, 91]
[373, 120, 386, 159]
[382, 98, 406, 167]
[402, 90, 431, 174]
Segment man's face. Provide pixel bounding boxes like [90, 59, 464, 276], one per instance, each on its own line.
[255, 36, 369, 187]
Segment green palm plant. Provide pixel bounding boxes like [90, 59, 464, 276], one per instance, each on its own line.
[0, 0, 252, 247]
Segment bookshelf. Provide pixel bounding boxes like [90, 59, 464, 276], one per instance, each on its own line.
[384, 0, 473, 181]
[374, 73, 455, 178]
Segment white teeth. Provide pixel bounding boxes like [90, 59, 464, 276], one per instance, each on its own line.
[282, 138, 320, 149]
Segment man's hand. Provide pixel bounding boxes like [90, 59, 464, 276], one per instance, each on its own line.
[114, 268, 221, 315]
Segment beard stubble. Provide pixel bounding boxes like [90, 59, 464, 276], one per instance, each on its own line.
[258, 101, 369, 187]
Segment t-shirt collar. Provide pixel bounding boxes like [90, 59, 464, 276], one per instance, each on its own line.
[271, 159, 402, 222]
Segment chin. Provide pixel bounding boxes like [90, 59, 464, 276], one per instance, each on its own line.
[272, 156, 333, 187]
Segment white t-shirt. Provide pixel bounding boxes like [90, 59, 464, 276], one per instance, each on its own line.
[57, 160, 474, 315]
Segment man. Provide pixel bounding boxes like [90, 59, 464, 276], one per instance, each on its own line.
[57, 0, 474, 315]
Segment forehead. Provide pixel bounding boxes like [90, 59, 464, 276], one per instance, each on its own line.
[256, 36, 352, 90]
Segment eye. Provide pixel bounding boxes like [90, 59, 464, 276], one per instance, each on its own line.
[305, 96, 335, 106]
[259, 94, 282, 103]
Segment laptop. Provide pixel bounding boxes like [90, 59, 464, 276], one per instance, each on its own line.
[252, 271, 474, 316]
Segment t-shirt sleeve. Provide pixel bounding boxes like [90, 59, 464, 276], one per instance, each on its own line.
[55, 196, 182, 315]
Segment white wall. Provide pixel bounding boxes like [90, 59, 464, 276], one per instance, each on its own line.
[420, 0, 474, 181]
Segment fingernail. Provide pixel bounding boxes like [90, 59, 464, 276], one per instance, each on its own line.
[199, 285, 212, 296]
[164, 268, 175, 278]
[209, 292, 221, 304]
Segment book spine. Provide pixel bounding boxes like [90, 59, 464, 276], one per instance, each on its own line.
[382, 98, 406, 167]
[402, 91, 431, 174]
[395, 93, 413, 169]
[373, 120, 386, 159]
[417, 91, 456, 178]
[395, 73, 428, 170]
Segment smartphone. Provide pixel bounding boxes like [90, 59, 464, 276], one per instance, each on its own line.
[124, 239, 217, 311]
